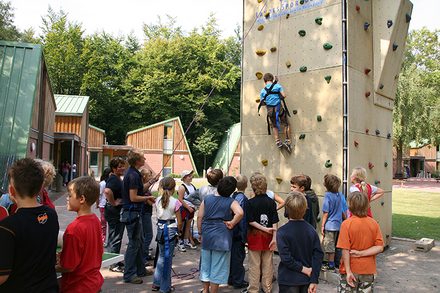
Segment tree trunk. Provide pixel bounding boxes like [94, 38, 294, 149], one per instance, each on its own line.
[395, 139, 404, 179]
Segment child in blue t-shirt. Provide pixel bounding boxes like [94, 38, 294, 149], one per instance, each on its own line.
[321, 174, 347, 271]
[260, 73, 291, 150]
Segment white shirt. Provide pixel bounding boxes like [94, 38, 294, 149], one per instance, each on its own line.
[98, 180, 107, 208]
[349, 184, 378, 194]
[156, 197, 181, 228]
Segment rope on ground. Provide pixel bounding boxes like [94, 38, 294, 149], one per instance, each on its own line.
[171, 267, 199, 280]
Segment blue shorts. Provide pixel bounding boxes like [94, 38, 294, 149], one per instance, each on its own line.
[199, 249, 231, 285]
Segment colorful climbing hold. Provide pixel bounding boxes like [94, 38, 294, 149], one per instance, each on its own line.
[365, 128, 369, 134]
[257, 25, 264, 31]
[286, 61, 292, 68]
[365, 91, 371, 98]
[299, 134, 306, 140]
[256, 49, 267, 56]
[299, 0, 304, 4]
[379, 84, 384, 89]
[270, 47, 277, 53]
[323, 43, 333, 50]
[354, 140, 359, 147]
[257, 0, 263, 3]
[374, 180, 381, 185]
[368, 162, 374, 169]
[292, 110, 298, 115]
[392, 43, 398, 51]
[364, 68, 371, 75]
[315, 17, 323, 25]
[364, 22, 370, 30]
[255, 98, 261, 103]
[264, 11, 270, 18]
[317, 115, 322, 122]
[325, 160, 332, 168]
[298, 30, 306, 37]
[286, 14, 290, 19]
[261, 159, 268, 166]
[387, 20, 393, 28]
[387, 133, 391, 139]
[324, 75, 332, 84]
[384, 162, 388, 167]
[405, 13, 411, 23]
[299, 66, 307, 72]
[276, 177, 283, 184]
[256, 72, 263, 80]
[375, 129, 380, 135]
[355, 5, 360, 12]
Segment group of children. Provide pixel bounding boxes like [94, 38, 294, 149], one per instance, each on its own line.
[0, 157, 385, 293]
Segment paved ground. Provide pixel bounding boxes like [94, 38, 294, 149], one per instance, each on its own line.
[50, 181, 440, 292]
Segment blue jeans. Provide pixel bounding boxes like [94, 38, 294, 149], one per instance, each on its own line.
[228, 240, 246, 286]
[121, 210, 146, 282]
[104, 204, 125, 254]
[141, 212, 153, 263]
[153, 227, 177, 292]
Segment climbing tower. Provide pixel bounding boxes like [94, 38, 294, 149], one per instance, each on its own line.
[241, 0, 413, 245]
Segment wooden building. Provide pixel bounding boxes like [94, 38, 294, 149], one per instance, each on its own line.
[126, 117, 197, 176]
[88, 125, 106, 178]
[0, 41, 56, 190]
[54, 95, 89, 179]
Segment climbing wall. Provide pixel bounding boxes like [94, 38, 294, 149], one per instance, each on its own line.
[241, 0, 413, 245]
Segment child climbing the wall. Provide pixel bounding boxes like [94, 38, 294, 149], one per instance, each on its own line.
[259, 73, 292, 152]
[349, 167, 385, 218]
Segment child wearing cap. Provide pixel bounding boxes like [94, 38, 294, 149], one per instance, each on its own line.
[177, 170, 197, 251]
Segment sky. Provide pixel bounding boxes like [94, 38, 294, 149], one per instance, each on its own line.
[10, 0, 440, 41]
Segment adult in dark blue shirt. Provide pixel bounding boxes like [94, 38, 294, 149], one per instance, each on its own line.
[121, 150, 155, 284]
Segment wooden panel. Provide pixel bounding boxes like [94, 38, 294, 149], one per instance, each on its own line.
[80, 110, 88, 142]
[55, 116, 81, 135]
[43, 74, 55, 136]
[127, 124, 164, 150]
[88, 127, 105, 148]
[173, 120, 187, 151]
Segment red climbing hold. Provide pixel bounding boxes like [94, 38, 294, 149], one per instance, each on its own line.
[354, 140, 359, 147]
[365, 128, 369, 134]
[365, 91, 371, 98]
[368, 162, 374, 169]
[364, 68, 371, 75]
[356, 5, 360, 12]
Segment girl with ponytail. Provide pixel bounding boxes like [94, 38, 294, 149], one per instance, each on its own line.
[152, 177, 183, 292]
[349, 167, 385, 218]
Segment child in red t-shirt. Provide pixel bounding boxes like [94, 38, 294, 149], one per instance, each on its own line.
[56, 176, 104, 293]
[247, 173, 279, 293]
[337, 191, 384, 292]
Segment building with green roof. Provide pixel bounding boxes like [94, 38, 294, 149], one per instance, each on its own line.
[0, 41, 56, 190]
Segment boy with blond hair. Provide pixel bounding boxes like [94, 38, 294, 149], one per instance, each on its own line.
[57, 176, 104, 292]
[247, 173, 279, 293]
[0, 158, 59, 292]
[277, 191, 323, 293]
[321, 174, 347, 271]
[337, 191, 384, 292]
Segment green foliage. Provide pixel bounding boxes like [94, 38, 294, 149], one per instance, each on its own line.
[0, 0, 20, 40]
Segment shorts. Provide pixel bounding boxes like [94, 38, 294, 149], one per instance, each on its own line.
[267, 105, 289, 128]
[322, 230, 339, 253]
[200, 249, 231, 285]
[338, 274, 374, 292]
[180, 207, 195, 220]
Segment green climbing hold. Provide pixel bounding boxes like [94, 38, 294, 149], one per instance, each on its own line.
[324, 75, 331, 83]
[392, 43, 398, 51]
[384, 162, 388, 167]
[406, 13, 411, 23]
[374, 180, 381, 185]
[299, 66, 307, 72]
[299, 134, 306, 140]
[323, 43, 333, 50]
[292, 110, 298, 115]
[325, 160, 332, 168]
[315, 17, 323, 25]
[379, 84, 384, 89]
[300, 0, 304, 4]
[317, 115, 322, 122]
[298, 30, 306, 37]
[286, 14, 290, 19]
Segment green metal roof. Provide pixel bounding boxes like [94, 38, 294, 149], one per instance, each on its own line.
[212, 122, 241, 171]
[54, 94, 89, 116]
[0, 41, 43, 190]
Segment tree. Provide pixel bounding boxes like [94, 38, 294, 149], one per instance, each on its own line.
[393, 28, 440, 177]
[0, 0, 20, 40]
[193, 129, 218, 173]
[41, 7, 85, 95]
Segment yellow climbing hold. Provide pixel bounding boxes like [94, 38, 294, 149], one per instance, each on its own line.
[264, 11, 270, 18]
[276, 177, 283, 184]
[257, 0, 263, 3]
[261, 159, 268, 166]
[257, 25, 264, 31]
[270, 47, 277, 53]
[255, 97, 261, 103]
[286, 61, 292, 68]
[256, 72, 263, 79]
[256, 49, 267, 56]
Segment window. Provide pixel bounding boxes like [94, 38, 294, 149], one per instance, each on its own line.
[163, 154, 172, 176]
[164, 125, 173, 139]
[90, 152, 98, 166]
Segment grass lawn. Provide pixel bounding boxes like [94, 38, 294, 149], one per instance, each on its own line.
[392, 189, 440, 240]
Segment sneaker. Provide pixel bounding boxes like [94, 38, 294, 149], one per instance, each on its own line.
[276, 140, 283, 148]
[185, 242, 198, 249]
[321, 263, 335, 272]
[152, 284, 160, 291]
[177, 243, 186, 252]
[284, 141, 292, 153]
[109, 264, 124, 273]
[233, 282, 249, 289]
[125, 276, 143, 284]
